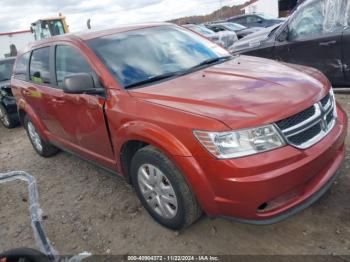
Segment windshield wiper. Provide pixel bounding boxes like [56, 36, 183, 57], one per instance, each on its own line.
[0, 78, 10, 82]
[125, 72, 180, 89]
[187, 56, 232, 71]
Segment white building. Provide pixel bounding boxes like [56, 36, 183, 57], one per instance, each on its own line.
[241, 0, 280, 18]
[0, 30, 34, 58]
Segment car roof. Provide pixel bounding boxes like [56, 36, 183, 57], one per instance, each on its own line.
[25, 22, 173, 51]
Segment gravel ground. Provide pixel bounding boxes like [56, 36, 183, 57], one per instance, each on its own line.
[0, 94, 349, 256]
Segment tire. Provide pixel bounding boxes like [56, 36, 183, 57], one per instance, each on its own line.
[131, 145, 202, 230]
[0, 248, 50, 262]
[24, 115, 59, 157]
[0, 104, 17, 128]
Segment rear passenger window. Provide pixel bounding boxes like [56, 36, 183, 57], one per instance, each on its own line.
[55, 45, 93, 87]
[30, 47, 51, 84]
[14, 52, 30, 81]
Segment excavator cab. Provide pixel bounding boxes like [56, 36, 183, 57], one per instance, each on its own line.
[30, 14, 69, 40]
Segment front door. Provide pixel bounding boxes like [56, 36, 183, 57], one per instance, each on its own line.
[41, 44, 114, 166]
[273, 0, 344, 85]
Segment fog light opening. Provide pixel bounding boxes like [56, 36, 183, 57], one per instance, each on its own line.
[257, 202, 268, 212]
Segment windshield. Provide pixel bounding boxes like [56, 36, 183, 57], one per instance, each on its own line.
[87, 26, 230, 88]
[222, 23, 246, 31]
[186, 25, 215, 36]
[0, 59, 15, 82]
[33, 19, 65, 40]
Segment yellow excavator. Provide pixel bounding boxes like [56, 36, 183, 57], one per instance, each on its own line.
[30, 13, 69, 40]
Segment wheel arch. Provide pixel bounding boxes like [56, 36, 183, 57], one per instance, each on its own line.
[115, 121, 193, 183]
[17, 101, 48, 140]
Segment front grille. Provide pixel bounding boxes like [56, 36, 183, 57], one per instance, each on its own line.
[288, 123, 322, 145]
[276, 106, 315, 130]
[320, 93, 330, 107]
[276, 92, 336, 149]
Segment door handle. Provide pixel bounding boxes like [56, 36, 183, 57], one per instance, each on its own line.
[319, 40, 336, 46]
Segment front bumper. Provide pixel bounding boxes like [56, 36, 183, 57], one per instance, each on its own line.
[175, 104, 347, 223]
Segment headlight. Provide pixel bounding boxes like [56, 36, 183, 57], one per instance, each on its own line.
[194, 124, 285, 159]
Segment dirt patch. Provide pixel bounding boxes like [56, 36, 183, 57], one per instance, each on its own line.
[0, 94, 350, 256]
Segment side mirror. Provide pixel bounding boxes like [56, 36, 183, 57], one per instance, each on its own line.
[63, 73, 104, 95]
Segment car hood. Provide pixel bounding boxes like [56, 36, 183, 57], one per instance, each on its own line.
[129, 56, 329, 130]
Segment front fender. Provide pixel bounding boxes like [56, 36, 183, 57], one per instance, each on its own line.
[114, 121, 192, 158]
[113, 121, 218, 213]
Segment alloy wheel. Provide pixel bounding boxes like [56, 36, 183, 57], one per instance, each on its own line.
[27, 121, 43, 152]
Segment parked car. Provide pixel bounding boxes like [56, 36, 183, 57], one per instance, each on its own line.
[182, 24, 238, 48]
[11, 23, 346, 230]
[227, 13, 284, 28]
[231, 0, 350, 87]
[0, 57, 19, 128]
[206, 22, 261, 39]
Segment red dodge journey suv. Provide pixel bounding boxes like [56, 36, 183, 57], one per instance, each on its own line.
[11, 23, 347, 229]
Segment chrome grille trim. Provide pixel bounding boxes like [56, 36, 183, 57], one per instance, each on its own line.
[276, 91, 337, 149]
[281, 104, 321, 134]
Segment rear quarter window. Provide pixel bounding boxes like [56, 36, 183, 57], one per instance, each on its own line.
[14, 53, 30, 81]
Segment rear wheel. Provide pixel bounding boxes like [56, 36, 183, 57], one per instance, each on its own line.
[0, 104, 17, 128]
[131, 145, 202, 230]
[24, 115, 59, 157]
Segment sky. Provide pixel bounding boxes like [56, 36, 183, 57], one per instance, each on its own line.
[0, 0, 247, 33]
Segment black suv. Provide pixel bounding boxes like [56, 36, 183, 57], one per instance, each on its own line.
[227, 13, 283, 28]
[230, 0, 350, 87]
[0, 57, 19, 128]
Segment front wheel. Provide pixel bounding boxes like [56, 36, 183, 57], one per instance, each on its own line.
[131, 145, 202, 230]
[24, 115, 59, 157]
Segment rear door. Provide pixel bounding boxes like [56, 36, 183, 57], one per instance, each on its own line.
[50, 44, 115, 166]
[26, 47, 55, 125]
[273, 0, 344, 84]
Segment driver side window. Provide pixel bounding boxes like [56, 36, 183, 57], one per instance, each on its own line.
[289, 0, 344, 41]
[289, 1, 324, 40]
[55, 45, 94, 88]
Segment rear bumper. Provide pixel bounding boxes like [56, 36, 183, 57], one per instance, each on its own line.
[175, 104, 347, 223]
